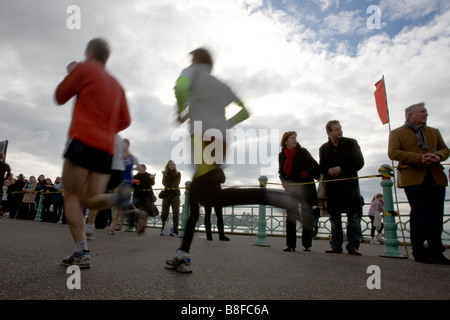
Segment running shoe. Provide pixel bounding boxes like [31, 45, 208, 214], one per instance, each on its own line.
[165, 256, 192, 273]
[85, 224, 95, 240]
[135, 210, 148, 235]
[61, 250, 91, 269]
[370, 239, 381, 245]
[107, 225, 116, 235]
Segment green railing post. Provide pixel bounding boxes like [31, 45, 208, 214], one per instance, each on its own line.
[379, 164, 407, 259]
[253, 176, 270, 247]
[231, 206, 235, 233]
[178, 181, 191, 238]
[58, 207, 64, 224]
[34, 193, 43, 221]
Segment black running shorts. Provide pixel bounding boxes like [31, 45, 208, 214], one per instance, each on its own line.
[106, 169, 123, 191]
[63, 138, 112, 174]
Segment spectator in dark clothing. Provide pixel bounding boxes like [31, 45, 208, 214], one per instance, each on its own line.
[161, 160, 181, 236]
[41, 178, 55, 222]
[279, 131, 320, 252]
[10, 174, 27, 219]
[133, 164, 157, 216]
[51, 177, 64, 222]
[319, 120, 364, 255]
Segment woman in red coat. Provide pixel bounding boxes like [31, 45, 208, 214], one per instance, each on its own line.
[279, 131, 320, 252]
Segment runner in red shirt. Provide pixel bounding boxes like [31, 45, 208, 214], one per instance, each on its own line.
[55, 38, 131, 269]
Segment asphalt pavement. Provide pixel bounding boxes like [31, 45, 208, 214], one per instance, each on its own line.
[1, 218, 449, 313]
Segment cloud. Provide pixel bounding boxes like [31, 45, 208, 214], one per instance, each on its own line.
[313, 0, 341, 11]
[1, 0, 449, 199]
[321, 10, 364, 35]
[379, 0, 448, 22]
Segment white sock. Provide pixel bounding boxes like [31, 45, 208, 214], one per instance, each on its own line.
[86, 223, 95, 233]
[75, 241, 88, 254]
[176, 249, 189, 259]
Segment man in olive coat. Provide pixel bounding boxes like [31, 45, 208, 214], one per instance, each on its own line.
[388, 102, 449, 264]
[319, 120, 365, 255]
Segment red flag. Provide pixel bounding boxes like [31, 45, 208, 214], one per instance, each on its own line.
[374, 77, 389, 125]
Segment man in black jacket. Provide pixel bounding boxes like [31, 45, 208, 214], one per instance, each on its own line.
[319, 120, 364, 255]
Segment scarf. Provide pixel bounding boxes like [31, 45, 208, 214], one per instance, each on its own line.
[403, 120, 428, 149]
[283, 147, 297, 177]
[25, 181, 35, 190]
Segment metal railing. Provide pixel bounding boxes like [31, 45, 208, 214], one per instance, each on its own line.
[146, 166, 450, 247]
[145, 200, 450, 245]
[25, 166, 450, 246]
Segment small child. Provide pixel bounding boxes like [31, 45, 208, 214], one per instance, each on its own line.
[368, 193, 384, 244]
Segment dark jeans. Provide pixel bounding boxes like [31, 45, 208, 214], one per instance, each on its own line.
[404, 171, 446, 257]
[161, 194, 180, 233]
[329, 211, 362, 251]
[285, 184, 315, 249]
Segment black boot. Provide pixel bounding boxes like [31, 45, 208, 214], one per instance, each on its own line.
[216, 209, 229, 241]
[219, 233, 230, 241]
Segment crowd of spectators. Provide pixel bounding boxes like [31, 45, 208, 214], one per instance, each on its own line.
[1, 170, 64, 223]
[0, 158, 160, 229]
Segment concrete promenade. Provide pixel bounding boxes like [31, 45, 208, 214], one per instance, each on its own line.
[1, 218, 449, 308]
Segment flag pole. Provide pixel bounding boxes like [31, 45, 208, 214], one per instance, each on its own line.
[384, 75, 393, 133]
[382, 75, 409, 258]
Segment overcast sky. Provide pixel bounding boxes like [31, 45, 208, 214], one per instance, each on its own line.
[1, 0, 450, 201]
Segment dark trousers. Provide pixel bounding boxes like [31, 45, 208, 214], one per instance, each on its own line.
[286, 217, 313, 249]
[404, 171, 446, 257]
[285, 184, 315, 249]
[204, 204, 225, 238]
[329, 211, 362, 250]
[162, 194, 180, 233]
